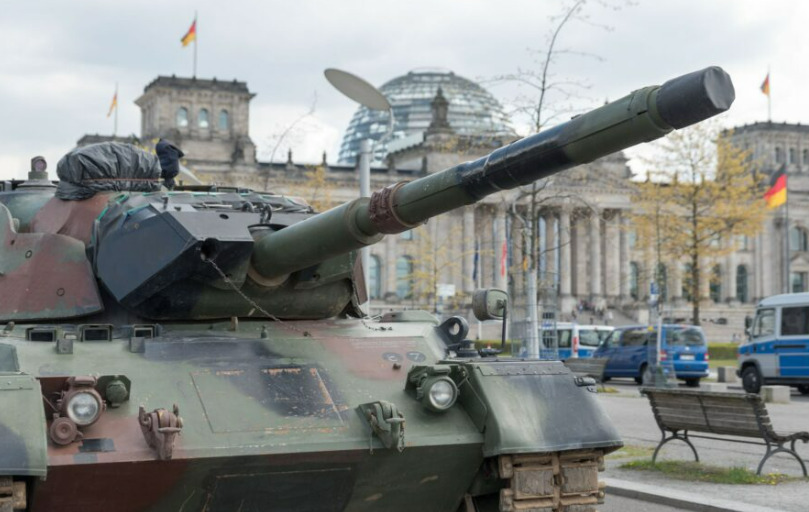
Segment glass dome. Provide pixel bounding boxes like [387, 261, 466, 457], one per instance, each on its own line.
[338, 69, 515, 164]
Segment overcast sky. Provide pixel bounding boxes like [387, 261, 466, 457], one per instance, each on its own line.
[0, 0, 802, 180]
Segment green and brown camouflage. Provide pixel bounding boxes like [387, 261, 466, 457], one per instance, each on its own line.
[0, 67, 734, 512]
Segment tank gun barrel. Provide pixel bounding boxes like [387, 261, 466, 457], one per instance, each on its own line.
[252, 67, 734, 280]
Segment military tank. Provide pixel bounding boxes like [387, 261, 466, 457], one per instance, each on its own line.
[0, 67, 734, 512]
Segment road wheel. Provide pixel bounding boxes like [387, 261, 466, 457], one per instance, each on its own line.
[741, 365, 762, 394]
[798, 384, 809, 395]
[635, 364, 648, 385]
[685, 378, 700, 388]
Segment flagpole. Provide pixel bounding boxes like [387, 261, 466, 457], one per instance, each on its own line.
[113, 82, 118, 137]
[193, 12, 198, 78]
[767, 66, 772, 122]
[784, 173, 790, 293]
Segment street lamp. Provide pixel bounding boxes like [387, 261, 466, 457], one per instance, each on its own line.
[324, 68, 394, 308]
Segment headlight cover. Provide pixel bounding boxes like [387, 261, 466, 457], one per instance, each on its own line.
[424, 376, 458, 412]
[66, 391, 102, 426]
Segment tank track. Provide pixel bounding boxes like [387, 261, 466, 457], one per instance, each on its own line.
[0, 477, 26, 512]
[498, 450, 606, 512]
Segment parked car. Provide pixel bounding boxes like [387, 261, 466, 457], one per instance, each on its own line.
[738, 293, 809, 394]
[540, 323, 615, 359]
[593, 324, 710, 386]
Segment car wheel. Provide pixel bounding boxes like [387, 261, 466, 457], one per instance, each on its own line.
[635, 364, 647, 385]
[798, 384, 809, 396]
[685, 378, 700, 388]
[741, 365, 762, 394]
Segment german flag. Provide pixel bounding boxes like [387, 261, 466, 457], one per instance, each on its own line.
[106, 90, 117, 118]
[181, 19, 196, 47]
[761, 73, 770, 96]
[764, 168, 786, 209]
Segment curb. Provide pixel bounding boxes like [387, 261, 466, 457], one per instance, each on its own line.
[605, 478, 788, 512]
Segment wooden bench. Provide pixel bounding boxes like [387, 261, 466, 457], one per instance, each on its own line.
[640, 388, 809, 475]
[563, 357, 608, 386]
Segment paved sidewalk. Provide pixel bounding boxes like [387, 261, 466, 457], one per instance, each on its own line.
[598, 381, 809, 512]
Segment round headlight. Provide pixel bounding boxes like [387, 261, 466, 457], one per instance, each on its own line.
[66, 392, 102, 426]
[425, 377, 458, 412]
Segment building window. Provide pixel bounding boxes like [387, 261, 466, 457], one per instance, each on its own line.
[627, 230, 637, 249]
[629, 262, 639, 300]
[396, 256, 413, 299]
[791, 272, 808, 293]
[400, 230, 413, 240]
[368, 255, 382, 299]
[775, 147, 784, 164]
[198, 108, 209, 128]
[219, 110, 229, 130]
[736, 265, 749, 303]
[790, 227, 808, 252]
[804, 149, 809, 166]
[790, 148, 797, 164]
[709, 264, 722, 303]
[176, 107, 189, 127]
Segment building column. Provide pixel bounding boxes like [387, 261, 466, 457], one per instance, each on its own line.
[495, 204, 508, 291]
[385, 234, 397, 298]
[559, 208, 573, 314]
[726, 249, 737, 304]
[762, 219, 775, 297]
[589, 209, 603, 306]
[605, 210, 620, 303]
[671, 258, 683, 305]
[544, 212, 557, 290]
[462, 206, 475, 292]
[619, 212, 631, 302]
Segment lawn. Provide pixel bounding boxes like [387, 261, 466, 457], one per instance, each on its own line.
[621, 459, 796, 485]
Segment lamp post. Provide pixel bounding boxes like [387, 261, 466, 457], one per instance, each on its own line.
[324, 68, 394, 308]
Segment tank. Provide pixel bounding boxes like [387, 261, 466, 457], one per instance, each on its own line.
[0, 67, 734, 512]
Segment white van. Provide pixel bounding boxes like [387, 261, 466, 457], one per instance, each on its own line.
[739, 293, 809, 394]
[540, 323, 614, 359]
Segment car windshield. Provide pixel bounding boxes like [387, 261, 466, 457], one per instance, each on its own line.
[578, 329, 601, 347]
[664, 327, 705, 346]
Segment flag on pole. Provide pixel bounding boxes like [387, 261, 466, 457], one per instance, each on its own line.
[106, 90, 117, 118]
[181, 18, 197, 47]
[500, 240, 508, 278]
[760, 73, 770, 96]
[764, 167, 787, 209]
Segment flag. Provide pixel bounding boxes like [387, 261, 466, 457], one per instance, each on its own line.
[500, 239, 507, 278]
[764, 168, 786, 209]
[181, 19, 196, 47]
[760, 73, 770, 96]
[106, 90, 117, 118]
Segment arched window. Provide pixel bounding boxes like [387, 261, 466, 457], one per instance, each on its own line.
[198, 108, 209, 128]
[790, 226, 808, 252]
[629, 262, 639, 300]
[790, 148, 797, 164]
[176, 107, 189, 127]
[396, 256, 413, 299]
[775, 147, 784, 164]
[710, 264, 722, 303]
[219, 110, 229, 130]
[736, 265, 749, 303]
[682, 263, 694, 302]
[368, 255, 382, 299]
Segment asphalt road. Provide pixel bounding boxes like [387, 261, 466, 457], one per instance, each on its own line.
[600, 494, 685, 512]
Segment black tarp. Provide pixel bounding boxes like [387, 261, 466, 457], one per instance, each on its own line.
[55, 142, 162, 200]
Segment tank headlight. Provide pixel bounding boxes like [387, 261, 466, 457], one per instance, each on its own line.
[66, 391, 102, 426]
[423, 376, 458, 412]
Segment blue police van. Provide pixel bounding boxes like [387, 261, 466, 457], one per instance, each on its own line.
[738, 293, 809, 394]
[593, 324, 709, 386]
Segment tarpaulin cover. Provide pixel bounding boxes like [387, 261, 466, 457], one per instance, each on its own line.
[55, 142, 161, 200]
